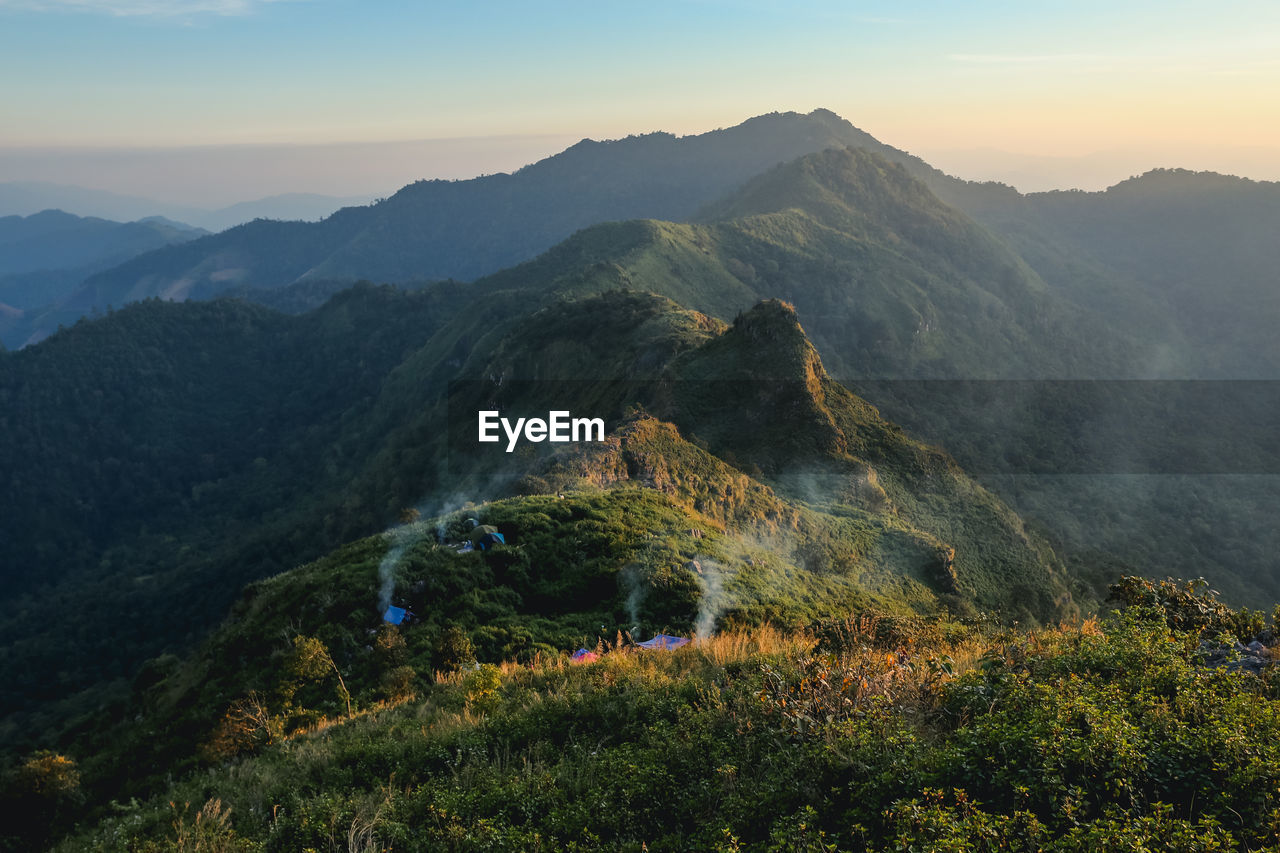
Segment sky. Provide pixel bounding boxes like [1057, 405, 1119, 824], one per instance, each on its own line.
[1, 0, 1279, 204]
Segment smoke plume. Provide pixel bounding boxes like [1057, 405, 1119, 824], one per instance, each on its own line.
[376, 533, 409, 614]
[620, 562, 645, 635]
[373, 467, 521, 619]
[694, 557, 729, 639]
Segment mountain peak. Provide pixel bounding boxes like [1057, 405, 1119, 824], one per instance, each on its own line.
[699, 145, 927, 227]
[807, 106, 842, 120]
[676, 298, 823, 382]
[730, 298, 804, 341]
[1105, 167, 1274, 198]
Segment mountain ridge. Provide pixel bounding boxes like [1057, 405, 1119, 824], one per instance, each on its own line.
[3, 291, 1073, 835]
[0, 285, 1073, 786]
[47, 111, 917, 323]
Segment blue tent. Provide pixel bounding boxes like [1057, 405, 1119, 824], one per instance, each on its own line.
[468, 525, 505, 550]
[477, 531, 505, 551]
[636, 634, 690, 651]
[383, 605, 408, 625]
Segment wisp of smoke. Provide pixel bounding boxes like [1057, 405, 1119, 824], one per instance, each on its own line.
[373, 469, 521, 618]
[620, 562, 645, 635]
[377, 537, 407, 614]
[694, 557, 729, 639]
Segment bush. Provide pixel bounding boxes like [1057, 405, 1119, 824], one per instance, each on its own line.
[1108, 576, 1235, 636]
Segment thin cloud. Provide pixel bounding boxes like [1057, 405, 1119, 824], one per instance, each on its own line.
[949, 53, 1106, 65]
[682, 0, 907, 25]
[1205, 57, 1280, 76]
[0, 0, 296, 16]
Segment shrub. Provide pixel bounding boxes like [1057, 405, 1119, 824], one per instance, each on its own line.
[435, 625, 477, 672]
[17, 750, 80, 800]
[465, 663, 503, 715]
[1108, 576, 1234, 636]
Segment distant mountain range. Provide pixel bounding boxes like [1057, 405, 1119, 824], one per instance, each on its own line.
[9, 110, 1280, 379]
[0, 182, 376, 233]
[0, 210, 207, 347]
[0, 209, 205, 280]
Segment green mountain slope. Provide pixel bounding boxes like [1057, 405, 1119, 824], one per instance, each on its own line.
[443, 295, 1071, 618]
[448, 147, 1280, 610]
[0, 284, 467, 744]
[0, 287, 1073, 822]
[26, 294, 1072, 834]
[473, 147, 1141, 378]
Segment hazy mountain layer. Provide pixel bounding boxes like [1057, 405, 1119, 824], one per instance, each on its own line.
[0, 182, 374, 234]
[987, 170, 1280, 377]
[21, 111, 1280, 385]
[0, 210, 206, 347]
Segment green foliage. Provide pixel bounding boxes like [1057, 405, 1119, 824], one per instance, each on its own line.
[883, 792, 1238, 852]
[16, 749, 81, 799]
[50, 592, 1280, 852]
[464, 663, 503, 715]
[1107, 575, 1260, 639]
[0, 750, 83, 851]
[378, 666, 416, 703]
[138, 799, 258, 853]
[434, 626, 476, 672]
[202, 693, 279, 762]
[282, 635, 351, 718]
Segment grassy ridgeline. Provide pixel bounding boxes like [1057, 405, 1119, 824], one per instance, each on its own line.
[44, 598, 1280, 852]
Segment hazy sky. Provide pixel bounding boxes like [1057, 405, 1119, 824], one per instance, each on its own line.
[2, 0, 1278, 201]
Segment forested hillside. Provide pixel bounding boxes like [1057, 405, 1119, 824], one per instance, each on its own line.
[0, 284, 465, 744]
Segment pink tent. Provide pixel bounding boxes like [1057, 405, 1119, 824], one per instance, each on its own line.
[570, 648, 599, 663]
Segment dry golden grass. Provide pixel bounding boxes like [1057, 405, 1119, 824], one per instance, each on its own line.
[281, 621, 1014, 758]
[693, 622, 815, 665]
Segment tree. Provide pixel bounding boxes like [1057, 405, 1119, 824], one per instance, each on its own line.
[283, 635, 352, 718]
[17, 750, 80, 800]
[5, 750, 83, 849]
[435, 625, 476, 672]
[202, 692, 279, 761]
